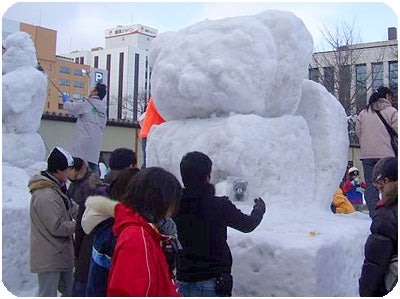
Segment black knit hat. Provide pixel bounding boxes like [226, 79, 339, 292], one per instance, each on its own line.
[47, 147, 74, 173]
[380, 157, 398, 181]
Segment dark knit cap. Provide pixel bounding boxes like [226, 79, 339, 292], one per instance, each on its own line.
[47, 147, 74, 173]
[380, 157, 398, 181]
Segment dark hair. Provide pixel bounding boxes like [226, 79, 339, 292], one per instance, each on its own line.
[377, 86, 393, 99]
[180, 151, 212, 188]
[366, 92, 379, 111]
[108, 148, 137, 170]
[95, 83, 107, 100]
[109, 167, 140, 201]
[366, 86, 393, 111]
[122, 167, 182, 223]
[72, 157, 85, 171]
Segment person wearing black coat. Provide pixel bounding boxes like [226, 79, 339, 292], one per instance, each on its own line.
[174, 151, 266, 297]
[359, 157, 398, 296]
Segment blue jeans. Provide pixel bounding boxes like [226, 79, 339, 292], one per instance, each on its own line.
[141, 138, 147, 169]
[362, 158, 380, 218]
[178, 278, 218, 297]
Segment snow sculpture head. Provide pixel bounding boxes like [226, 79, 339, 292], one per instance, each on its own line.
[2, 31, 38, 74]
[149, 10, 313, 120]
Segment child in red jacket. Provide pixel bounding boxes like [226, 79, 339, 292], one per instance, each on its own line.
[342, 167, 366, 211]
[107, 167, 182, 297]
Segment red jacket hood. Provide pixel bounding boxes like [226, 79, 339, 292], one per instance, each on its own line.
[113, 203, 161, 242]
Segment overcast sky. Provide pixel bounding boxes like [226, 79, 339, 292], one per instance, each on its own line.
[2, 1, 398, 54]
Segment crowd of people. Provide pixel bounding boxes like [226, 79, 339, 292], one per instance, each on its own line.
[28, 85, 397, 297]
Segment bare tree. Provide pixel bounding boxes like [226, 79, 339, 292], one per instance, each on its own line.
[310, 20, 394, 146]
[121, 91, 149, 120]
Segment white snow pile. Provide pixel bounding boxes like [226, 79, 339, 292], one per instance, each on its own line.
[147, 10, 372, 296]
[2, 31, 48, 296]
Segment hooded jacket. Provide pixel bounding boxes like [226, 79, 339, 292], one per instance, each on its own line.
[63, 95, 107, 164]
[28, 171, 78, 273]
[82, 195, 118, 297]
[356, 98, 398, 159]
[359, 182, 398, 296]
[107, 203, 180, 297]
[332, 188, 355, 214]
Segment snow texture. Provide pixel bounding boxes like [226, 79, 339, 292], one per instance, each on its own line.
[150, 10, 313, 120]
[1, 12, 375, 297]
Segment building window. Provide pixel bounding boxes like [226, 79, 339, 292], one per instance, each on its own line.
[79, 57, 84, 64]
[94, 56, 99, 68]
[75, 57, 79, 64]
[74, 69, 83, 76]
[372, 62, 384, 90]
[47, 102, 50, 109]
[59, 79, 70, 86]
[355, 64, 367, 113]
[323, 67, 334, 94]
[73, 93, 84, 99]
[58, 103, 64, 109]
[309, 68, 319, 82]
[389, 61, 398, 109]
[74, 81, 84, 88]
[59, 66, 71, 74]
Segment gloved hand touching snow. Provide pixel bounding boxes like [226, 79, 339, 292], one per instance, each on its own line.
[253, 197, 266, 214]
[62, 95, 72, 103]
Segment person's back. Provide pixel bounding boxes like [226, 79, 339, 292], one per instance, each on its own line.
[174, 151, 265, 296]
[63, 83, 107, 171]
[356, 91, 397, 160]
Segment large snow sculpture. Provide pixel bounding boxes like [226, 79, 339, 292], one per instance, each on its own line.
[2, 31, 48, 295]
[146, 10, 371, 296]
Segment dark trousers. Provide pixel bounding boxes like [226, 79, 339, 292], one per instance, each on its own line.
[361, 158, 380, 218]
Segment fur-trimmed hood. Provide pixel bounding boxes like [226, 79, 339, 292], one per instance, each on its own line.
[28, 173, 57, 193]
[81, 195, 118, 234]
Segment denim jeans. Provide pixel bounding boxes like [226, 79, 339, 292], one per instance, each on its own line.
[141, 138, 147, 169]
[178, 278, 218, 297]
[361, 158, 380, 218]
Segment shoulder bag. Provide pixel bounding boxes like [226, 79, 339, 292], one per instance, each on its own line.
[376, 110, 398, 157]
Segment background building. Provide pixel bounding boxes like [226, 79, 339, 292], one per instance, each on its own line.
[63, 24, 158, 121]
[309, 27, 398, 176]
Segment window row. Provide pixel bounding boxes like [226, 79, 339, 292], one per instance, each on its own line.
[58, 79, 85, 88]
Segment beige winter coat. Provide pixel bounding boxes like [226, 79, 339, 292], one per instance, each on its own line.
[356, 98, 398, 159]
[28, 173, 78, 273]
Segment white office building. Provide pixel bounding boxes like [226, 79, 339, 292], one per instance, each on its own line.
[64, 24, 158, 120]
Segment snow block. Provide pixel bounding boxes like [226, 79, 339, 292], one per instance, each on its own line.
[229, 207, 371, 296]
[147, 114, 315, 209]
[2, 165, 36, 295]
[2, 132, 46, 169]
